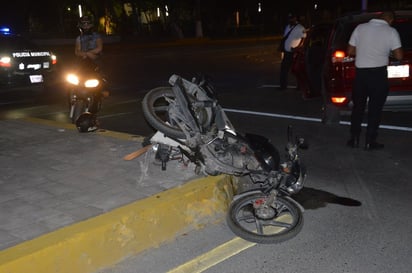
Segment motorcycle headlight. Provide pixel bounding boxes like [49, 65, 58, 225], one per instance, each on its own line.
[66, 73, 79, 85]
[85, 79, 99, 88]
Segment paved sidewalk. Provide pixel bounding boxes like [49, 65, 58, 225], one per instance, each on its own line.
[0, 117, 233, 273]
[0, 117, 194, 250]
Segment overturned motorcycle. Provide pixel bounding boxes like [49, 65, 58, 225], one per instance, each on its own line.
[65, 58, 108, 132]
[141, 74, 308, 244]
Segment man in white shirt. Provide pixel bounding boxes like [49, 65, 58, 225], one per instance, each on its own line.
[278, 13, 306, 90]
[346, 11, 403, 150]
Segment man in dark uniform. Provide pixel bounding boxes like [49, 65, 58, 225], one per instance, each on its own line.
[75, 16, 103, 66]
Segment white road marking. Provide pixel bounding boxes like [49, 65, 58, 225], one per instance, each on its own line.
[259, 84, 297, 88]
[223, 108, 412, 132]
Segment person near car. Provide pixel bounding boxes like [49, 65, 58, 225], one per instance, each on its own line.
[346, 11, 403, 150]
[75, 15, 103, 66]
[278, 13, 306, 91]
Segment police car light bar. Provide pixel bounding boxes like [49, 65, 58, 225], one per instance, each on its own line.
[0, 27, 11, 35]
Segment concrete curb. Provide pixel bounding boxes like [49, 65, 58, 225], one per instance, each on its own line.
[0, 174, 234, 273]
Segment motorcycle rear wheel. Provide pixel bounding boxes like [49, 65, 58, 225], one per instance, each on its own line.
[142, 86, 212, 140]
[227, 193, 303, 244]
[142, 87, 186, 139]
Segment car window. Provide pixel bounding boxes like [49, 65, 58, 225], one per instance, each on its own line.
[393, 19, 412, 50]
[332, 21, 365, 50]
[307, 25, 331, 49]
[332, 15, 412, 51]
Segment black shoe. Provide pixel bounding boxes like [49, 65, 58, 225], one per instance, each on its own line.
[365, 142, 384, 151]
[347, 137, 359, 148]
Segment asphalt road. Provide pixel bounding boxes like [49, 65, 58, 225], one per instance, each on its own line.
[1, 39, 412, 273]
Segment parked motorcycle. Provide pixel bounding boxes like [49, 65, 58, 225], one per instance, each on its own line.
[141, 74, 308, 244]
[65, 58, 107, 132]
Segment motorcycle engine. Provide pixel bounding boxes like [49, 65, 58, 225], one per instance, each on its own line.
[200, 136, 261, 176]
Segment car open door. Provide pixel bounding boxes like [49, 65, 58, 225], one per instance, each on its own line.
[292, 24, 332, 99]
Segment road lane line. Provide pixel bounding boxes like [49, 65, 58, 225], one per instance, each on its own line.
[223, 108, 412, 132]
[167, 237, 256, 273]
[259, 84, 297, 88]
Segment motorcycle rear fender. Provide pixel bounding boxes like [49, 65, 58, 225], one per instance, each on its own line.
[151, 131, 181, 146]
[150, 131, 191, 153]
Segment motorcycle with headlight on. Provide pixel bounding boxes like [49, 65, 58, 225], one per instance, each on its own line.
[65, 58, 108, 132]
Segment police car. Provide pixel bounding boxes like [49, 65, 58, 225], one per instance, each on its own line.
[0, 27, 57, 90]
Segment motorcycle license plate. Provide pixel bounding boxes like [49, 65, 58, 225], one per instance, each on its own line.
[387, 65, 409, 78]
[29, 75, 43, 83]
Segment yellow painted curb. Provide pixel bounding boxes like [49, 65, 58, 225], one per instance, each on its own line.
[0, 175, 234, 273]
[22, 117, 145, 142]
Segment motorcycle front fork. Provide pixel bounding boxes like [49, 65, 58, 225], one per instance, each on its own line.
[69, 95, 91, 119]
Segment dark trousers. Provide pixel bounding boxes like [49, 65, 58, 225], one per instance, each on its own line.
[279, 51, 294, 89]
[350, 66, 389, 142]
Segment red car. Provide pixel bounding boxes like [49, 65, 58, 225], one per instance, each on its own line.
[292, 10, 412, 123]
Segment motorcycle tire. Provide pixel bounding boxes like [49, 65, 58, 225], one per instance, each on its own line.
[226, 193, 303, 244]
[88, 97, 101, 114]
[142, 87, 186, 139]
[142, 86, 213, 140]
[71, 100, 86, 124]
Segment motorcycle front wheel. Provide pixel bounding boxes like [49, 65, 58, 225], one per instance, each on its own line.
[71, 100, 85, 124]
[227, 193, 303, 244]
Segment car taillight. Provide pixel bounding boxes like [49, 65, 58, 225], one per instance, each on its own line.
[0, 56, 11, 67]
[332, 50, 345, 63]
[332, 50, 354, 63]
[51, 54, 57, 65]
[331, 96, 348, 104]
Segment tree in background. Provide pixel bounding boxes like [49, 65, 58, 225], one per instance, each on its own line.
[2, 0, 410, 38]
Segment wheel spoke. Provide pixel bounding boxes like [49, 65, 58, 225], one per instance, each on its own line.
[153, 105, 169, 112]
[268, 220, 292, 229]
[227, 193, 303, 243]
[237, 212, 255, 223]
[255, 219, 264, 234]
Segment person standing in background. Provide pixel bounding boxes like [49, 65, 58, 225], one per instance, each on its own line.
[346, 11, 403, 150]
[278, 13, 306, 91]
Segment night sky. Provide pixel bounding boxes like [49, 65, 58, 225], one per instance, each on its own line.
[0, 1, 30, 31]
